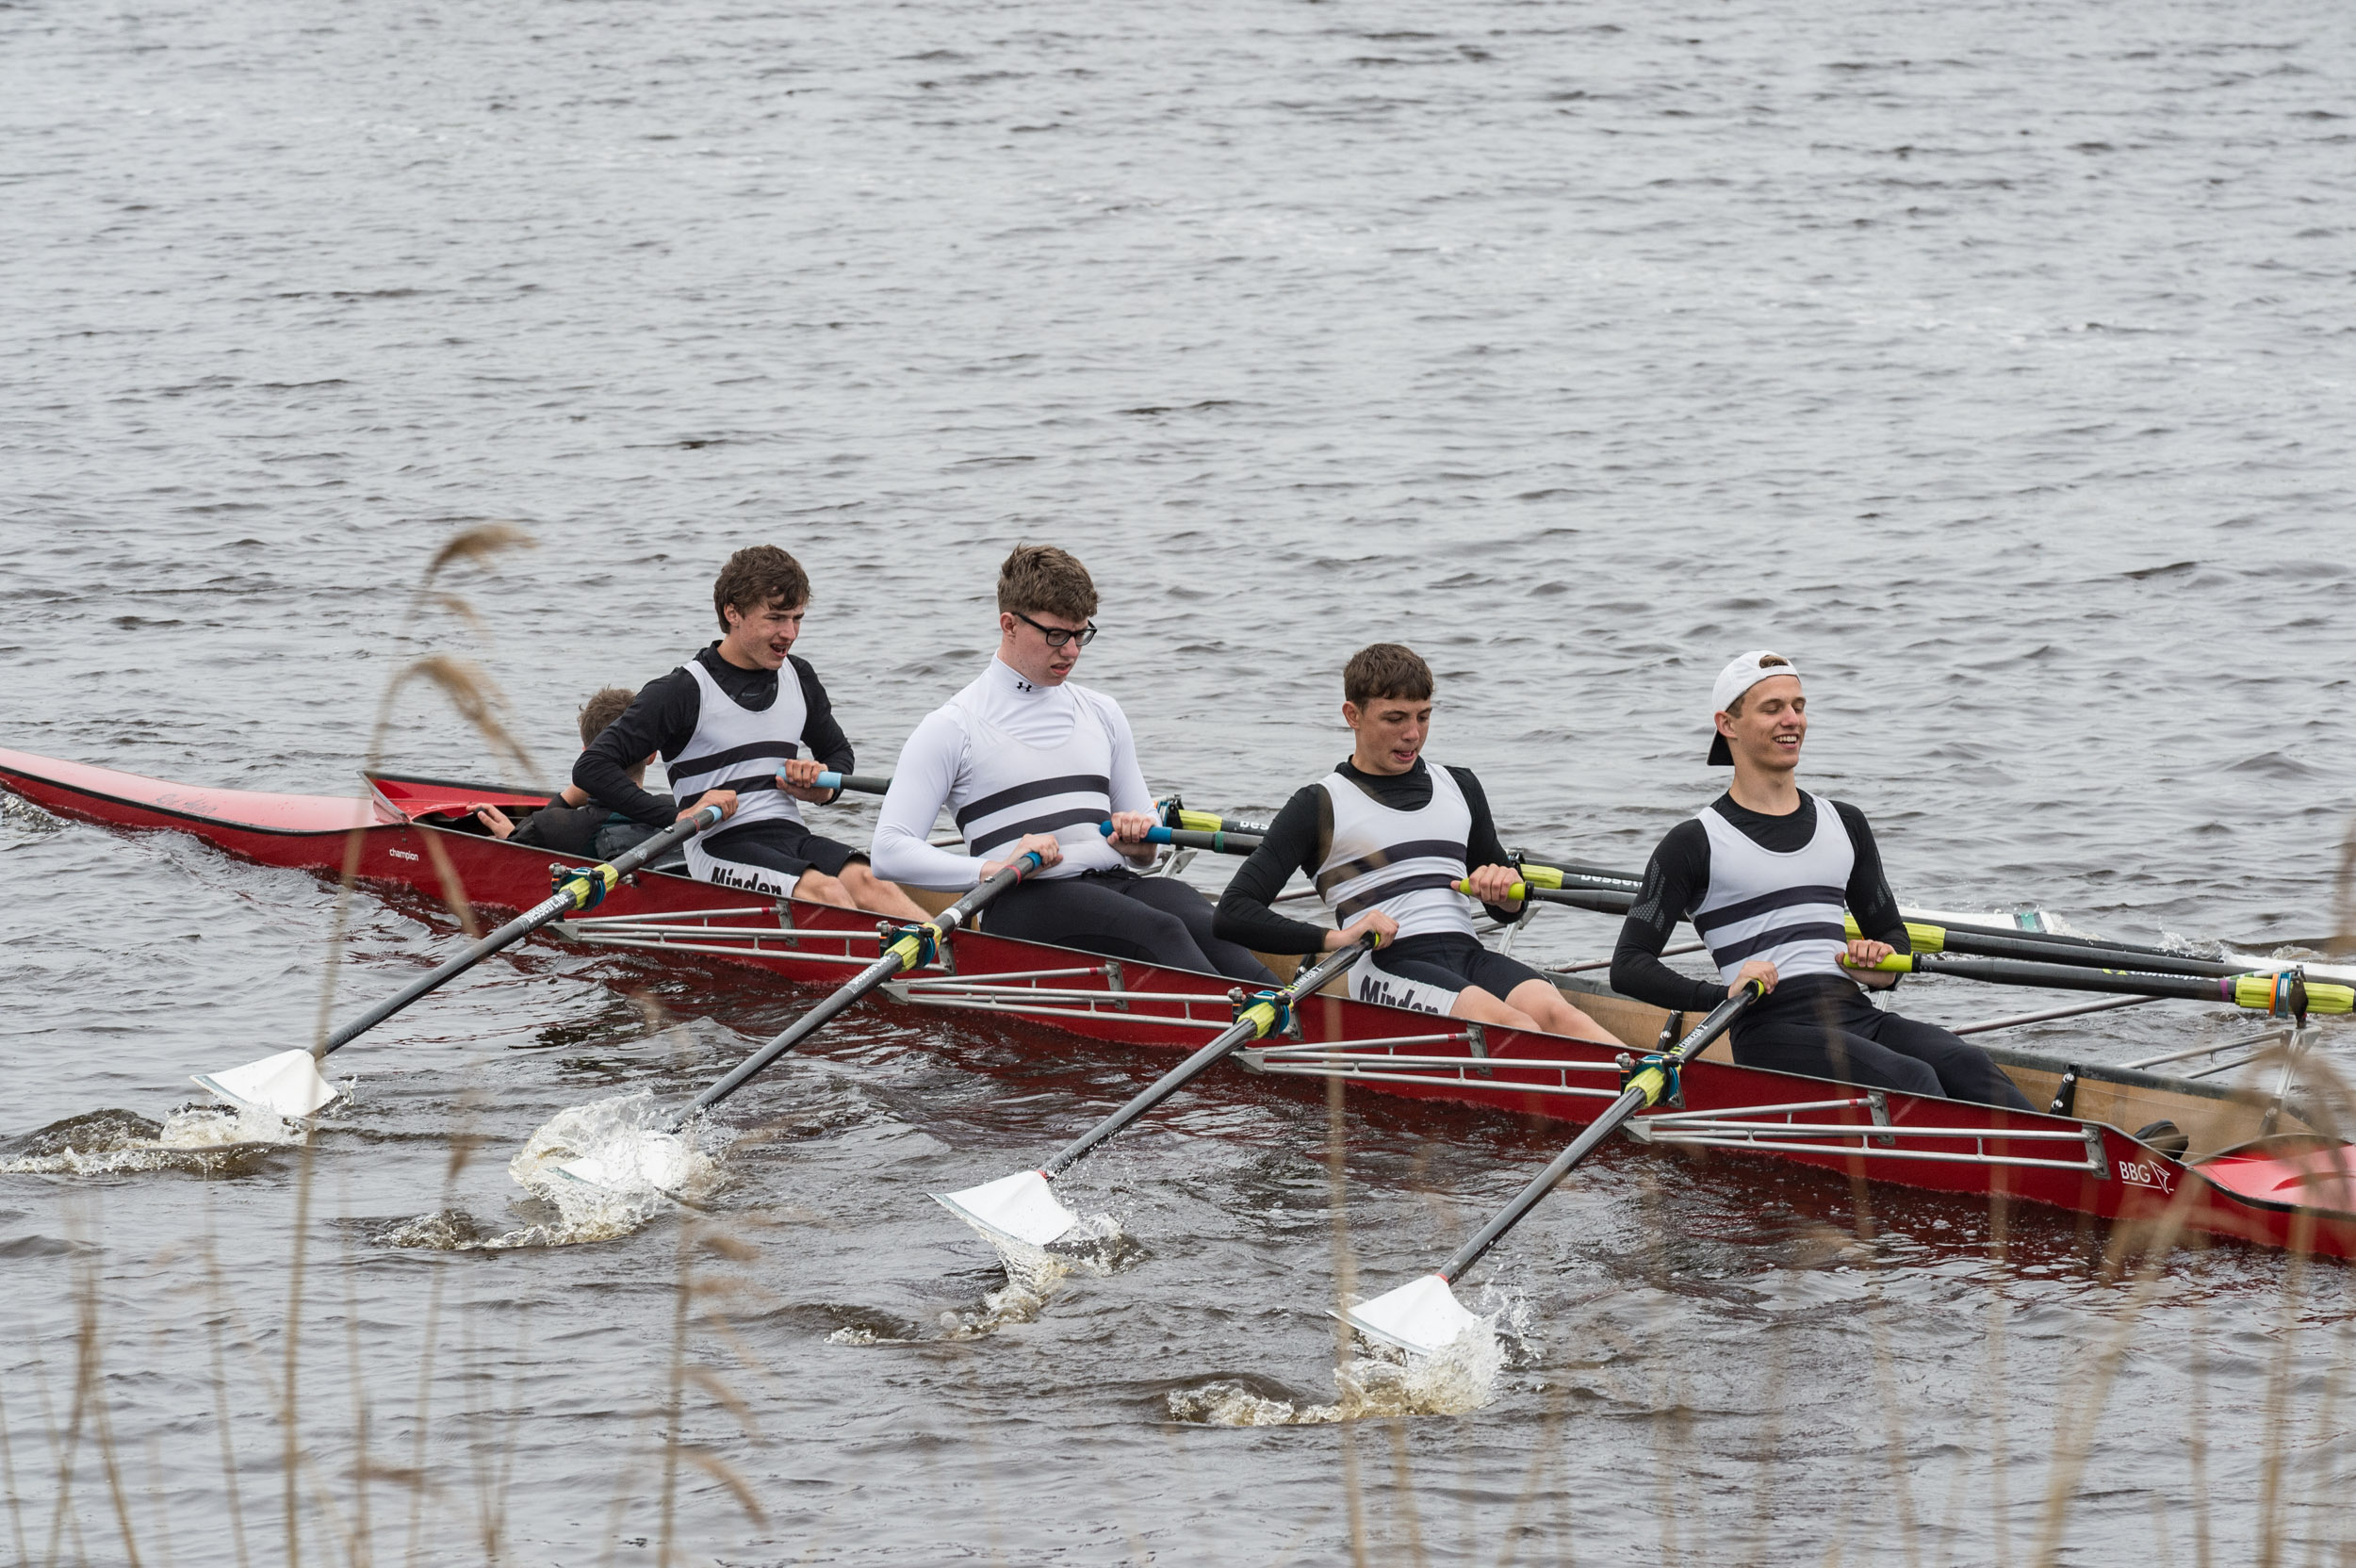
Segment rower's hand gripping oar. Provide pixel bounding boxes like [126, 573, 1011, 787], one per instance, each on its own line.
[933, 936, 1377, 1250]
[194, 803, 730, 1118]
[1335, 981, 1766, 1359]
[548, 849, 1047, 1191]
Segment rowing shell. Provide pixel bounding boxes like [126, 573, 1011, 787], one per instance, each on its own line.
[5, 747, 2351, 1258]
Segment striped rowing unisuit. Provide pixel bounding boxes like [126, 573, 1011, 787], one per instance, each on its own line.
[1690, 792, 1854, 985]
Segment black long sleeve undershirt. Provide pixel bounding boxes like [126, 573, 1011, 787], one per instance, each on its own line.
[574, 645, 855, 829]
[1609, 793, 1909, 1014]
[1212, 760, 1523, 956]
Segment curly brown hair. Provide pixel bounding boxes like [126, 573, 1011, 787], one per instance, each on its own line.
[576, 686, 637, 748]
[712, 546, 811, 631]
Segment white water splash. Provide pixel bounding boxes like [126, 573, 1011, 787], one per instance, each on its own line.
[937, 1209, 1126, 1339]
[1169, 1287, 1527, 1425]
[0, 1102, 308, 1176]
[488, 1091, 728, 1247]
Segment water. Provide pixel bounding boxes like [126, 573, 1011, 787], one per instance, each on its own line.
[4, 0, 2354, 1559]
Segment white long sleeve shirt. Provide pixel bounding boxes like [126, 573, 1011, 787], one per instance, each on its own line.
[871, 658, 1157, 889]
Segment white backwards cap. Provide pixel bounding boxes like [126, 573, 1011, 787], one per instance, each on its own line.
[1708, 650, 1802, 765]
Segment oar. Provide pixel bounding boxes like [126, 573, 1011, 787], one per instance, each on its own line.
[1851, 952, 2354, 1015]
[1164, 804, 1273, 837]
[810, 770, 892, 795]
[932, 936, 1375, 1250]
[194, 804, 730, 1118]
[1335, 982, 1766, 1358]
[547, 849, 1047, 1191]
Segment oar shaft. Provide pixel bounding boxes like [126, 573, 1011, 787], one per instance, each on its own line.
[670, 851, 1044, 1129]
[1039, 939, 1368, 1178]
[1113, 823, 1264, 856]
[1436, 986, 1759, 1284]
[1867, 953, 2353, 1014]
[317, 804, 725, 1058]
[812, 772, 892, 795]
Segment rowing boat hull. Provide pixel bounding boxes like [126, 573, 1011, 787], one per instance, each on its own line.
[8, 748, 2351, 1258]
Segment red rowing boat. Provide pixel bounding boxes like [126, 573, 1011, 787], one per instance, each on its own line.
[6, 746, 2349, 1258]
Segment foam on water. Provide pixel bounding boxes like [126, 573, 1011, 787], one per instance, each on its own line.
[937, 1210, 1129, 1339]
[484, 1091, 728, 1247]
[1169, 1325, 1509, 1426]
[0, 1103, 306, 1177]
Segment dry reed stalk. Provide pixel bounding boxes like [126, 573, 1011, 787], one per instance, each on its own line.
[1491, 1364, 1568, 1567]
[335, 1172, 376, 1568]
[2257, 1212, 2316, 1568]
[281, 1119, 322, 1568]
[1739, 1285, 1793, 1567]
[1380, 1417, 1427, 1567]
[0, 1331, 25, 1568]
[1638, 1171, 1687, 1568]
[199, 1220, 254, 1568]
[1323, 1071, 1366, 1568]
[1844, 1171, 1921, 1568]
[416, 829, 481, 940]
[1986, 1185, 2013, 1568]
[2298, 1313, 2355, 1568]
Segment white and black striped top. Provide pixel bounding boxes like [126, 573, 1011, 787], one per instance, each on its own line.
[1312, 763, 1478, 941]
[872, 658, 1155, 888]
[1690, 791, 1855, 985]
[663, 660, 811, 835]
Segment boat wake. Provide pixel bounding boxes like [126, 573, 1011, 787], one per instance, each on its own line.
[497, 1092, 728, 1246]
[1168, 1291, 1529, 1424]
[0, 1104, 304, 1177]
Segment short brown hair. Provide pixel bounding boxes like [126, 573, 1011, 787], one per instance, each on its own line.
[1724, 652, 1794, 719]
[712, 546, 810, 631]
[577, 686, 636, 748]
[996, 544, 1097, 622]
[1344, 644, 1434, 708]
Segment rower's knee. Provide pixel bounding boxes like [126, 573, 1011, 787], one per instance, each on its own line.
[1448, 988, 1540, 1033]
[794, 870, 852, 907]
[1507, 980, 1606, 1040]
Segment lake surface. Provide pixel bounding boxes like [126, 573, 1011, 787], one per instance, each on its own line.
[4, 0, 2354, 1560]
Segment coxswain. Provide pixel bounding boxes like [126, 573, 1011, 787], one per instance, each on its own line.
[1610, 650, 2035, 1110]
[1213, 643, 1609, 1038]
[574, 546, 929, 920]
[869, 545, 1277, 984]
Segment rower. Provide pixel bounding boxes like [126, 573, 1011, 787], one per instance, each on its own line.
[574, 546, 929, 921]
[869, 545, 1277, 984]
[1609, 650, 2035, 1111]
[1212, 643, 1610, 1038]
[477, 686, 673, 861]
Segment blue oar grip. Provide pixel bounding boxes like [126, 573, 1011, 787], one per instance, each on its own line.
[1099, 821, 1175, 843]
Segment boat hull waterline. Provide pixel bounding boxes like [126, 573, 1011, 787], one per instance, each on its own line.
[5, 747, 2350, 1259]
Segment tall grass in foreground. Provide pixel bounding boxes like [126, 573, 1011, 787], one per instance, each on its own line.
[9, 528, 2356, 1565]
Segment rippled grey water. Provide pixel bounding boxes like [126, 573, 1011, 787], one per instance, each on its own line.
[6, 0, 2355, 1560]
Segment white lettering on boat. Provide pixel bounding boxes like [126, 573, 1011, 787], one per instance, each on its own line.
[388, 848, 419, 862]
[2118, 1158, 2173, 1193]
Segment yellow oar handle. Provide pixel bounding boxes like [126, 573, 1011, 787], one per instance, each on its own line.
[1842, 914, 1948, 951]
[2234, 973, 2356, 1016]
[1452, 877, 1529, 902]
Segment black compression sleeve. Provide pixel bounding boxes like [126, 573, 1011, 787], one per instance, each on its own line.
[1610, 820, 1726, 1013]
[574, 669, 699, 828]
[1835, 801, 1908, 950]
[1448, 767, 1525, 925]
[793, 658, 857, 781]
[1212, 785, 1334, 955]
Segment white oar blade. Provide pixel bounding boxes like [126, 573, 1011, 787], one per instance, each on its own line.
[551, 1129, 693, 1193]
[933, 1169, 1079, 1249]
[1331, 1273, 1483, 1359]
[192, 1050, 339, 1118]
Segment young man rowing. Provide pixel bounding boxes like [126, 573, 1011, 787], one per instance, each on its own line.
[870, 545, 1276, 984]
[1610, 651, 2034, 1110]
[1214, 644, 1609, 1038]
[575, 546, 927, 920]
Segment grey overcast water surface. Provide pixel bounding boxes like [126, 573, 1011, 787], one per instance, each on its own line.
[4, 0, 2355, 1561]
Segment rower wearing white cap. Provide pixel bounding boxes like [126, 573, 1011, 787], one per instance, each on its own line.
[1610, 651, 2035, 1111]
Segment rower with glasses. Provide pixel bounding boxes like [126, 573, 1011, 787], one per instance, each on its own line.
[871, 545, 1278, 985]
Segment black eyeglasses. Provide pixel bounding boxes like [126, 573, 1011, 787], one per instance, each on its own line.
[1012, 611, 1098, 648]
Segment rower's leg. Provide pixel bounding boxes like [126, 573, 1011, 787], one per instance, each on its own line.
[792, 869, 854, 907]
[1730, 1014, 1945, 1099]
[1857, 1011, 2038, 1113]
[1445, 986, 1545, 1034]
[1503, 977, 1611, 1042]
[1109, 877, 1279, 985]
[836, 861, 931, 923]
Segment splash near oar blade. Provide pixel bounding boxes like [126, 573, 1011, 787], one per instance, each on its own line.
[933, 1169, 1076, 1249]
[1334, 1272, 1488, 1359]
[1333, 984, 1762, 1361]
[531, 849, 1045, 1204]
[191, 1048, 339, 1119]
[193, 803, 729, 1117]
[931, 937, 1372, 1255]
